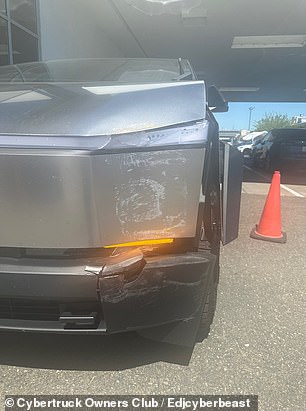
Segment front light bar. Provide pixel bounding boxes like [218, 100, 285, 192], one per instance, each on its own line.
[0, 121, 208, 151]
[103, 238, 174, 249]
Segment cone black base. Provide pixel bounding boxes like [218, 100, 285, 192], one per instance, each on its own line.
[250, 226, 287, 243]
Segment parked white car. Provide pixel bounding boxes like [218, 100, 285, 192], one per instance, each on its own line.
[236, 131, 267, 158]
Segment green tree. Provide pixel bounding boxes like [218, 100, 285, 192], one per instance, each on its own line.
[253, 113, 292, 131]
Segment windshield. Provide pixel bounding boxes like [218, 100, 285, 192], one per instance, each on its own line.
[0, 58, 194, 83]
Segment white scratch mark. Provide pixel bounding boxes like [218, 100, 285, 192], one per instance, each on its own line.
[115, 178, 165, 227]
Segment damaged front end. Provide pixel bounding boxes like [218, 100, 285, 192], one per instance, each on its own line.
[0, 64, 217, 346]
[0, 245, 215, 347]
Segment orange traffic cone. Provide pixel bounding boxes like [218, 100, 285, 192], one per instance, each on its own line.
[250, 171, 286, 243]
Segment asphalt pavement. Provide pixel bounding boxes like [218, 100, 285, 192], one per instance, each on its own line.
[0, 166, 305, 411]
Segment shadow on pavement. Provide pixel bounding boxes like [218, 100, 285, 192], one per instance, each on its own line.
[243, 164, 268, 184]
[0, 331, 193, 370]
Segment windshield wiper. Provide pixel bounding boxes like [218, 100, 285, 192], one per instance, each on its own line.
[172, 58, 193, 81]
[172, 72, 193, 81]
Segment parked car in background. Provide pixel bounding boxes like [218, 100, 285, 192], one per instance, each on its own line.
[235, 131, 267, 159]
[251, 128, 306, 171]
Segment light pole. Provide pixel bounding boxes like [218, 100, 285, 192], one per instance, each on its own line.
[248, 106, 255, 130]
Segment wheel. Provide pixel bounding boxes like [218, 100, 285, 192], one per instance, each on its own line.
[196, 262, 218, 341]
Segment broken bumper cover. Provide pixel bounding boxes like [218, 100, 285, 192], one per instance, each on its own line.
[0, 249, 215, 345]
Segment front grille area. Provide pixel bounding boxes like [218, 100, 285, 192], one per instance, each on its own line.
[0, 246, 113, 259]
[0, 298, 60, 321]
[0, 298, 102, 324]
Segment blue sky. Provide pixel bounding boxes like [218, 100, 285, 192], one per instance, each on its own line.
[214, 102, 306, 131]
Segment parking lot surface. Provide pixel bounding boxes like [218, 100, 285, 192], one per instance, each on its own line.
[0, 166, 305, 411]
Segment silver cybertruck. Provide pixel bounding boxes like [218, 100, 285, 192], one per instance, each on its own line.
[0, 58, 242, 347]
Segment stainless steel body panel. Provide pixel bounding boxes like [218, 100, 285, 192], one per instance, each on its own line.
[0, 147, 205, 248]
[0, 76, 207, 248]
[0, 81, 205, 138]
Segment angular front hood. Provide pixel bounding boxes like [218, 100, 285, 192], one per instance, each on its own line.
[0, 81, 205, 137]
[0, 80, 207, 248]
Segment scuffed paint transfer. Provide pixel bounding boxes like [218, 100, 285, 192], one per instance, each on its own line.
[114, 151, 190, 239]
[115, 178, 166, 223]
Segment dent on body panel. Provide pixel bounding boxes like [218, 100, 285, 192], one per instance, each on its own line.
[114, 150, 188, 238]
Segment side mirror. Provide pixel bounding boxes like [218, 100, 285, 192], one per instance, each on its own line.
[207, 86, 229, 113]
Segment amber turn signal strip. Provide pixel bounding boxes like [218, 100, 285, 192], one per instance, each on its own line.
[103, 238, 174, 248]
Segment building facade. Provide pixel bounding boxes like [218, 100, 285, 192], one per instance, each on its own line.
[0, 0, 39, 66]
[0, 0, 135, 67]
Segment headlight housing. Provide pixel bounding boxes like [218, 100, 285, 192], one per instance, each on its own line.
[0, 120, 209, 151]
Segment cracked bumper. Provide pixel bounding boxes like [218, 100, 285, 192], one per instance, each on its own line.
[0, 249, 215, 344]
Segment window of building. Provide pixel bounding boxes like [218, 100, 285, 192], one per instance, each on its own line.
[0, 0, 39, 66]
[0, 16, 9, 66]
[0, 0, 7, 15]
